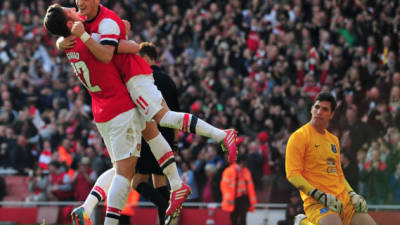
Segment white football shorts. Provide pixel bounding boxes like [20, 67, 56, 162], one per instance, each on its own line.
[125, 75, 163, 122]
[96, 108, 145, 162]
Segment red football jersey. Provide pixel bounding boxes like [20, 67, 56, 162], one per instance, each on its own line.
[65, 39, 134, 123]
[84, 5, 153, 83]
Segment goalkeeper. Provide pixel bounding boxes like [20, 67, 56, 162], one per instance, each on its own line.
[285, 92, 377, 225]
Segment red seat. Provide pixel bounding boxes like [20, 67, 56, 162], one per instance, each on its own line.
[58, 206, 74, 224]
[4, 176, 30, 201]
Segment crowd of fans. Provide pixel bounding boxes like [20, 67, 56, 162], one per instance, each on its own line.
[0, 0, 400, 206]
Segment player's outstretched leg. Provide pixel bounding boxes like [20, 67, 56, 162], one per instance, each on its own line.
[157, 110, 238, 163]
[165, 183, 191, 216]
[126, 77, 238, 163]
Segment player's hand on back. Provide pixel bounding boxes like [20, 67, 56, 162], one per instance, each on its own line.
[71, 21, 85, 37]
[56, 36, 76, 50]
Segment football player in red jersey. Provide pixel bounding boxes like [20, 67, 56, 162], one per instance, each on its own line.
[44, 5, 146, 225]
[50, 1, 237, 224]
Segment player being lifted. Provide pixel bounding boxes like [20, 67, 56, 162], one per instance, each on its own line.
[44, 4, 149, 225]
[132, 42, 182, 225]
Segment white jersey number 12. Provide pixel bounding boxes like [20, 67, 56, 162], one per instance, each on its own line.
[71, 61, 101, 92]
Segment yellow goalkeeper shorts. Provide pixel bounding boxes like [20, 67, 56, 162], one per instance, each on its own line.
[304, 190, 355, 225]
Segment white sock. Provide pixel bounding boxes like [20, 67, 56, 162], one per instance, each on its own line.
[159, 111, 226, 142]
[147, 133, 182, 190]
[104, 174, 130, 225]
[83, 168, 115, 217]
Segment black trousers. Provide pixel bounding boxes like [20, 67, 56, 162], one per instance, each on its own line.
[230, 195, 249, 225]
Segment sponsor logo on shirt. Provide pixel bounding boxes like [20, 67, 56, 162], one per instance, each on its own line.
[326, 157, 337, 174]
[320, 207, 328, 214]
[331, 144, 337, 153]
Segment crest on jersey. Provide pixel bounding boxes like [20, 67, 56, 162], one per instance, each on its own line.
[331, 144, 337, 153]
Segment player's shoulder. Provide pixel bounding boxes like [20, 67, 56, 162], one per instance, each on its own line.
[291, 123, 310, 138]
[153, 67, 175, 86]
[325, 129, 339, 143]
[99, 4, 121, 20]
[154, 71, 174, 86]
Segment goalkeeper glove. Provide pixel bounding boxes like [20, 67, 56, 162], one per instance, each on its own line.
[310, 189, 343, 214]
[349, 191, 368, 213]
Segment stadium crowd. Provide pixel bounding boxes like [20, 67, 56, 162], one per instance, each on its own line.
[0, 0, 400, 206]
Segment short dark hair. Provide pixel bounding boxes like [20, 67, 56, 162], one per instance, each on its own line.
[315, 91, 337, 112]
[43, 4, 70, 37]
[139, 42, 158, 61]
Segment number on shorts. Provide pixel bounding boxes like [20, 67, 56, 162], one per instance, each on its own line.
[71, 61, 101, 92]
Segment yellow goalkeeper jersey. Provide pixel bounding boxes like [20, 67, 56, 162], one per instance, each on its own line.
[286, 123, 346, 202]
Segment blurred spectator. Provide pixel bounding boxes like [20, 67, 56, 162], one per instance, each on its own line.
[26, 166, 49, 202]
[221, 155, 257, 225]
[12, 107, 38, 140]
[356, 150, 368, 197]
[47, 161, 73, 201]
[340, 104, 370, 160]
[201, 163, 220, 203]
[56, 138, 74, 169]
[257, 131, 272, 179]
[0, 141, 11, 168]
[302, 74, 321, 101]
[181, 160, 199, 202]
[388, 162, 400, 204]
[38, 139, 52, 171]
[389, 86, 400, 114]
[204, 143, 224, 170]
[269, 139, 293, 203]
[341, 152, 359, 193]
[0, 127, 16, 169]
[71, 157, 96, 201]
[277, 191, 304, 225]
[11, 134, 34, 174]
[0, 100, 17, 123]
[1, 12, 24, 47]
[361, 149, 388, 204]
[385, 127, 400, 174]
[88, 143, 111, 176]
[246, 139, 264, 190]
